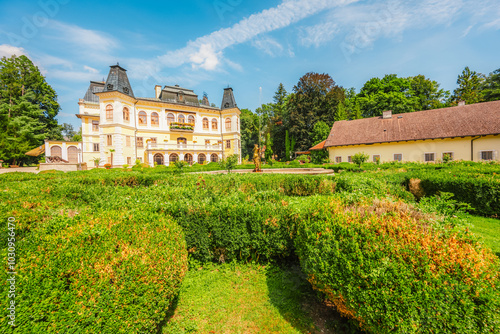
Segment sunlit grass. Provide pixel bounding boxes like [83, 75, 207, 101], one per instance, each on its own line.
[465, 214, 500, 257]
[162, 262, 356, 334]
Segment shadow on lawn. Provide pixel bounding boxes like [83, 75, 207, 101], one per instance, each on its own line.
[156, 295, 179, 334]
[265, 263, 361, 334]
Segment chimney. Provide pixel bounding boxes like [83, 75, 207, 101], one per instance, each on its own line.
[155, 85, 161, 99]
[382, 110, 392, 119]
[458, 100, 466, 106]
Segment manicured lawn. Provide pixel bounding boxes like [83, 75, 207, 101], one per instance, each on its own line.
[465, 214, 500, 256]
[162, 262, 357, 334]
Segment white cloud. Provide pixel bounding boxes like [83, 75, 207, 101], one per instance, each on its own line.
[83, 65, 99, 74]
[0, 44, 26, 58]
[189, 44, 221, 71]
[251, 37, 284, 56]
[47, 20, 118, 53]
[156, 0, 359, 71]
[462, 25, 475, 38]
[300, 21, 339, 47]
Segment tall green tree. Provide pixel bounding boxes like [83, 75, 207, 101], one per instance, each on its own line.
[61, 123, 76, 140]
[310, 121, 330, 164]
[0, 93, 46, 165]
[481, 68, 500, 102]
[335, 101, 348, 121]
[264, 132, 273, 163]
[0, 55, 62, 164]
[239, 108, 259, 159]
[452, 66, 484, 104]
[409, 75, 449, 110]
[357, 74, 418, 117]
[271, 83, 289, 160]
[287, 72, 344, 151]
[0, 55, 62, 140]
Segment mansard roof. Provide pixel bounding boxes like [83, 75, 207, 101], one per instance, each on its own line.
[102, 64, 134, 98]
[83, 81, 104, 103]
[159, 85, 199, 105]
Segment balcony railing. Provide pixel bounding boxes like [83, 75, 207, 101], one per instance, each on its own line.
[170, 122, 194, 132]
[147, 143, 223, 151]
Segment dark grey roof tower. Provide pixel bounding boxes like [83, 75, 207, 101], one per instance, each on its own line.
[102, 64, 134, 98]
[221, 87, 237, 110]
[83, 81, 104, 103]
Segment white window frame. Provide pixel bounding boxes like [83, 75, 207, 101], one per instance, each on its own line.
[480, 150, 494, 161]
[442, 152, 454, 161]
[424, 152, 436, 162]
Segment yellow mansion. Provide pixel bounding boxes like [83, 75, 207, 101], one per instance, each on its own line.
[46, 64, 241, 167]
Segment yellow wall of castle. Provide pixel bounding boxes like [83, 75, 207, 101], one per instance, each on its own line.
[328, 135, 500, 162]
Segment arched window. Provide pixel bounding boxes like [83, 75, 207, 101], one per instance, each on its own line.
[198, 153, 206, 164]
[67, 146, 78, 163]
[211, 118, 218, 130]
[210, 153, 219, 163]
[151, 112, 159, 126]
[50, 146, 62, 158]
[178, 114, 185, 124]
[225, 118, 232, 131]
[123, 107, 130, 122]
[169, 153, 179, 163]
[177, 137, 187, 147]
[106, 104, 113, 120]
[167, 113, 175, 126]
[184, 153, 193, 165]
[138, 111, 147, 125]
[188, 115, 195, 125]
[154, 153, 164, 165]
[203, 118, 209, 130]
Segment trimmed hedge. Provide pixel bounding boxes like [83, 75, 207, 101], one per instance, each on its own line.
[1, 210, 187, 333]
[295, 198, 500, 333]
[402, 171, 500, 216]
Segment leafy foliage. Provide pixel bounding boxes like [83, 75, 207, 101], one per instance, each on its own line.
[0, 55, 62, 165]
[295, 199, 500, 333]
[452, 66, 484, 104]
[288, 72, 344, 151]
[352, 152, 369, 167]
[218, 154, 239, 173]
[481, 68, 500, 102]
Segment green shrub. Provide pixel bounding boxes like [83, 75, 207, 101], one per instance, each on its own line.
[1, 210, 188, 333]
[352, 152, 369, 167]
[402, 171, 500, 216]
[282, 175, 335, 196]
[295, 199, 500, 333]
[218, 154, 239, 173]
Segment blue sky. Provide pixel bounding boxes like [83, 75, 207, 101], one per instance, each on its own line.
[1, 0, 499, 129]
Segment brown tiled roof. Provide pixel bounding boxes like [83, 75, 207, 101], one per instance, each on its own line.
[309, 140, 326, 150]
[325, 100, 500, 147]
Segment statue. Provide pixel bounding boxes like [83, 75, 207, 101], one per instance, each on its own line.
[253, 144, 262, 172]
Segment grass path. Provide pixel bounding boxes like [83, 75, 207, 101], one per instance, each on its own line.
[465, 214, 500, 257]
[162, 262, 357, 334]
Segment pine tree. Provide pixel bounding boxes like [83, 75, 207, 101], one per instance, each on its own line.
[452, 66, 484, 104]
[0, 55, 61, 164]
[335, 101, 348, 121]
[285, 130, 290, 162]
[0, 93, 46, 165]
